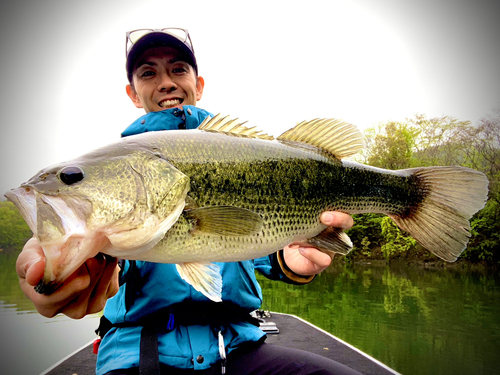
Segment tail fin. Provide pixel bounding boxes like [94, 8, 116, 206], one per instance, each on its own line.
[390, 166, 488, 262]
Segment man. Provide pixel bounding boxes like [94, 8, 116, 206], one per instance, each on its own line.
[16, 28, 358, 374]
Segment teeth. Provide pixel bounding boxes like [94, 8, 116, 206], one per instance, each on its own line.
[159, 99, 182, 108]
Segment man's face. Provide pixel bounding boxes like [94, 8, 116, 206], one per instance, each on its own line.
[126, 46, 204, 113]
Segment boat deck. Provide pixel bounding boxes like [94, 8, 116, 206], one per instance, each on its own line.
[42, 312, 399, 375]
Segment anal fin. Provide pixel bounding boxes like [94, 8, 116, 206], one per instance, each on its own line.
[176, 262, 223, 302]
[306, 227, 353, 256]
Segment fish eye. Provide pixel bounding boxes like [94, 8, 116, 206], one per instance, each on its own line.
[58, 166, 85, 185]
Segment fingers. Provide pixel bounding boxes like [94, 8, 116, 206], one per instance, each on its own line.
[16, 238, 119, 319]
[31, 260, 96, 318]
[60, 255, 118, 319]
[296, 247, 332, 275]
[86, 256, 119, 315]
[320, 211, 353, 230]
[59, 257, 105, 319]
[298, 247, 333, 268]
[281, 211, 352, 277]
[283, 245, 332, 276]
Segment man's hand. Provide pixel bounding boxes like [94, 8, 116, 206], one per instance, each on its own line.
[283, 212, 353, 276]
[16, 237, 120, 319]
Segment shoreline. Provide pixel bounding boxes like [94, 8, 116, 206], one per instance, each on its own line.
[331, 254, 498, 272]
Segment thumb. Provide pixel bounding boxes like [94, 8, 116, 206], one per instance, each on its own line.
[16, 237, 46, 286]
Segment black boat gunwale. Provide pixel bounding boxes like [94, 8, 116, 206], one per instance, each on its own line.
[41, 312, 400, 375]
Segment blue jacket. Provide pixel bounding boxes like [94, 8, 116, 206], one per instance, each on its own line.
[120, 105, 211, 136]
[96, 106, 299, 375]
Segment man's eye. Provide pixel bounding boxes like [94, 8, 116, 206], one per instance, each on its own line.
[173, 68, 187, 74]
[141, 71, 155, 77]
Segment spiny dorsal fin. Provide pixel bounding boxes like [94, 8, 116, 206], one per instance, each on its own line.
[277, 119, 364, 159]
[198, 114, 274, 140]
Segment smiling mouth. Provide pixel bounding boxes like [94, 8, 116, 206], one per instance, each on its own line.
[159, 99, 183, 109]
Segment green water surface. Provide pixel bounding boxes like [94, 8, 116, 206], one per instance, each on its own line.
[1, 249, 499, 375]
[257, 262, 500, 375]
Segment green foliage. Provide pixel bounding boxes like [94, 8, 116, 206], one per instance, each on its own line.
[408, 114, 472, 167]
[0, 201, 32, 249]
[354, 108, 500, 265]
[347, 213, 383, 258]
[366, 122, 417, 169]
[462, 198, 500, 263]
[380, 217, 416, 260]
[347, 214, 419, 261]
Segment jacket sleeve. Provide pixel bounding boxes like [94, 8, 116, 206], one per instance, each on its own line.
[254, 251, 315, 285]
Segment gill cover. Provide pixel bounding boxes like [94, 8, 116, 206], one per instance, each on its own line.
[102, 152, 190, 256]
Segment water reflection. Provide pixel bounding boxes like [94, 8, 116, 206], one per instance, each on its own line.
[0, 250, 36, 311]
[257, 262, 500, 375]
[0, 250, 99, 375]
[1, 248, 499, 375]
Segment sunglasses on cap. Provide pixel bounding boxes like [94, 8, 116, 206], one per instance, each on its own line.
[125, 28, 195, 57]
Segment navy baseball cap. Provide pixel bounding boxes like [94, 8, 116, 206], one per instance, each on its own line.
[126, 28, 197, 83]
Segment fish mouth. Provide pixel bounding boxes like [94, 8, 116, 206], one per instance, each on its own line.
[35, 279, 58, 294]
[5, 188, 37, 234]
[5, 187, 103, 295]
[159, 98, 183, 109]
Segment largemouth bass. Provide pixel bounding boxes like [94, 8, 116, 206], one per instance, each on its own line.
[5, 115, 488, 302]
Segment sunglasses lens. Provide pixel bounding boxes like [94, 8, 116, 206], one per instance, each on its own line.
[160, 28, 188, 43]
[129, 29, 155, 44]
[126, 28, 193, 57]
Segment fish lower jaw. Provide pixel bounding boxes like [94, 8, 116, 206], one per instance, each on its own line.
[35, 232, 108, 295]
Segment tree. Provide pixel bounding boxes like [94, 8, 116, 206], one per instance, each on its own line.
[366, 121, 417, 169]
[408, 114, 472, 167]
[460, 108, 500, 200]
[351, 109, 500, 265]
[0, 201, 32, 249]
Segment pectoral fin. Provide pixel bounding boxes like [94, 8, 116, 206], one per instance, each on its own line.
[176, 262, 223, 302]
[185, 206, 263, 236]
[306, 227, 353, 255]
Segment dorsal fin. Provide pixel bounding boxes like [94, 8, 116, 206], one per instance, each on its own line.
[198, 114, 274, 140]
[277, 119, 364, 159]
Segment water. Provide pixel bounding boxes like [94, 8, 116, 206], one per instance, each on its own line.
[0, 251, 99, 375]
[257, 262, 500, 375]
[1, 249, 499, 375]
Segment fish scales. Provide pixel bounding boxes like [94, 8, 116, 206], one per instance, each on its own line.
[128, 130, 426, 263]
[5, 115, 488, 300]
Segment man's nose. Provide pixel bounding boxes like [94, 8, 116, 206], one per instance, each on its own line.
[158, 73, 177, 92]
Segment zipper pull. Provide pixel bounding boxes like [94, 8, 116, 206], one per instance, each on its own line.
[218, 331, 227, 374]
